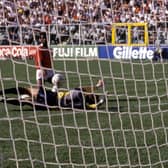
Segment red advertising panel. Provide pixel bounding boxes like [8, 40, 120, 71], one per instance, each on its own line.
[0, 46, 38, 59]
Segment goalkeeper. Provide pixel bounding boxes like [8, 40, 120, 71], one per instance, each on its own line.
[0, 78, 105, 110]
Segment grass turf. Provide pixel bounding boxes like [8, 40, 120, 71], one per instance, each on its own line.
[0, 59, 168, 168]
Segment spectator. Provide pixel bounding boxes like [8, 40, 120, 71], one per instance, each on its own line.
[0, 0, 168, 45]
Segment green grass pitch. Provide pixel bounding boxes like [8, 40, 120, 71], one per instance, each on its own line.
[0, 59, 168, 168]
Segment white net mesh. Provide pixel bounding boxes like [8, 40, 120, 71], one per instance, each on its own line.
[0, 0, 168, 168]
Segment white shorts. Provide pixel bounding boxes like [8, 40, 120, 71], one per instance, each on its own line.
[36, 69, 54, 81]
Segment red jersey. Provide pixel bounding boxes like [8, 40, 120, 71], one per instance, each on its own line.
[34, 47, 52, 69]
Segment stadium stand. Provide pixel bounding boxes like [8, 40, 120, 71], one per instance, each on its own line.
[0, 0, 168, 45]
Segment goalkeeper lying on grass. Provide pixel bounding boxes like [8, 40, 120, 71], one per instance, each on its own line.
[0, 75, 105, 110]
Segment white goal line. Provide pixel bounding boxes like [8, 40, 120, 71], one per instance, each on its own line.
[0, 77, 14, 81]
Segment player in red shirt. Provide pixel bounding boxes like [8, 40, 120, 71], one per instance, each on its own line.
[35, 33, 63, 92]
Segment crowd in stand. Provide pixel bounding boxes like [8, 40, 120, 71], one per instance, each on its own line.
[0, 0, 168, 45]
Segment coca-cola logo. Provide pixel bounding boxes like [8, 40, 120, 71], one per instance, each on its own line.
[0, 46, 37, 59]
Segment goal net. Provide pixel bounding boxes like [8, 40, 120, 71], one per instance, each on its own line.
[1, 0, 168, 168]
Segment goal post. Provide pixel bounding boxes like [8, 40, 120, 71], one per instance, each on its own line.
[112, 22, 149, 46]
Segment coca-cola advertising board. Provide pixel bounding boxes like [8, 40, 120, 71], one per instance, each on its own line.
[0, 46, 38, 59]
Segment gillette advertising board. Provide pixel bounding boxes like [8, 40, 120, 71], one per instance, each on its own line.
[98, 46, 156, 59]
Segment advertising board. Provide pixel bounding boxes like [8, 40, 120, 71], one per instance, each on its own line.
[0, 45, 167, 60]
[98, 46, 156, 59]
[52, 45, 158, 60]
[0, 46, 38, 59]
[52, 45, 98, 59]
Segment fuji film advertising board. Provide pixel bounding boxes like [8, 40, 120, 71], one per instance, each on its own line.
[52, 45, 98, 59]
